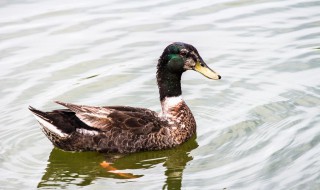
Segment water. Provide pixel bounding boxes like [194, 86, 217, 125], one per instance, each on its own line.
[0, 0, 320, 189]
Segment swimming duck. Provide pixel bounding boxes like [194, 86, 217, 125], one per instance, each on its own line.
[29, 42, 221, 153]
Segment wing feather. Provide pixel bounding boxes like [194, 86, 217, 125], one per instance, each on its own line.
[54, 101, 165, 134]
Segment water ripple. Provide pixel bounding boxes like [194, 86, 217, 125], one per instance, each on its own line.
[0, 0, 320, 189]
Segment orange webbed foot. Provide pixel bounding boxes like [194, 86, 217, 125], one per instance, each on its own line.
[100, 161, 141, 179]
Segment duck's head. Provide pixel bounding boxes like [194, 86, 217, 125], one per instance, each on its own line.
[158, 42, 221, 80]
[157, 42, 221, 101]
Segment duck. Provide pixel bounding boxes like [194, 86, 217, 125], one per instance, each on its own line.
[29, 42, 221, 153]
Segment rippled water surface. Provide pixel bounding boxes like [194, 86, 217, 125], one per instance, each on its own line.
[1, 0, 320, 189]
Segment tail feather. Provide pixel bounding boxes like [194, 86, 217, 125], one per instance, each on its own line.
[28, 106, 50, 122]
[29, 104, 102, 151]
[29, 106, 71, 138]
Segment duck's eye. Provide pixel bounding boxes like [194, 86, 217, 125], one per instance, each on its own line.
[180, 51, 187, 56]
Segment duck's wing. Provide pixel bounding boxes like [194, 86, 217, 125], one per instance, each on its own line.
[54, 101, 164, 134]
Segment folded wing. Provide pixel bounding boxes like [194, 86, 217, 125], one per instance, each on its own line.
[54, 101, 165, 135]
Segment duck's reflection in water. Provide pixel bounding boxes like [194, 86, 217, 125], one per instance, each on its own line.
[38, 136, 198, 189]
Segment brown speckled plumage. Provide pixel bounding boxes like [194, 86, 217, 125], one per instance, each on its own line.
[29, 42, 220, 153]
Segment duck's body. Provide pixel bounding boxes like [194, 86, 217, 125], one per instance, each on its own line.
[29, 42, 220, 153]
[30, 97, 195, 153]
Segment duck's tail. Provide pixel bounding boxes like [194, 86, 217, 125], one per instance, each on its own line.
[28, 106, 73, 139]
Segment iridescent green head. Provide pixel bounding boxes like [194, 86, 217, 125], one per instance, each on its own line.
[158, 42, 221, 80]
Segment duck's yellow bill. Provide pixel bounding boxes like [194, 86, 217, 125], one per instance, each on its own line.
[194, 62, 221, 80]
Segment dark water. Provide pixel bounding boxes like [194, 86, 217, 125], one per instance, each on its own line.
[0, 0, 320, 189]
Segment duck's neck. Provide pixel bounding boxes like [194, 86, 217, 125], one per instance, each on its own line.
[157, 57, 185, 118]
[157, 58, 183, 102]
